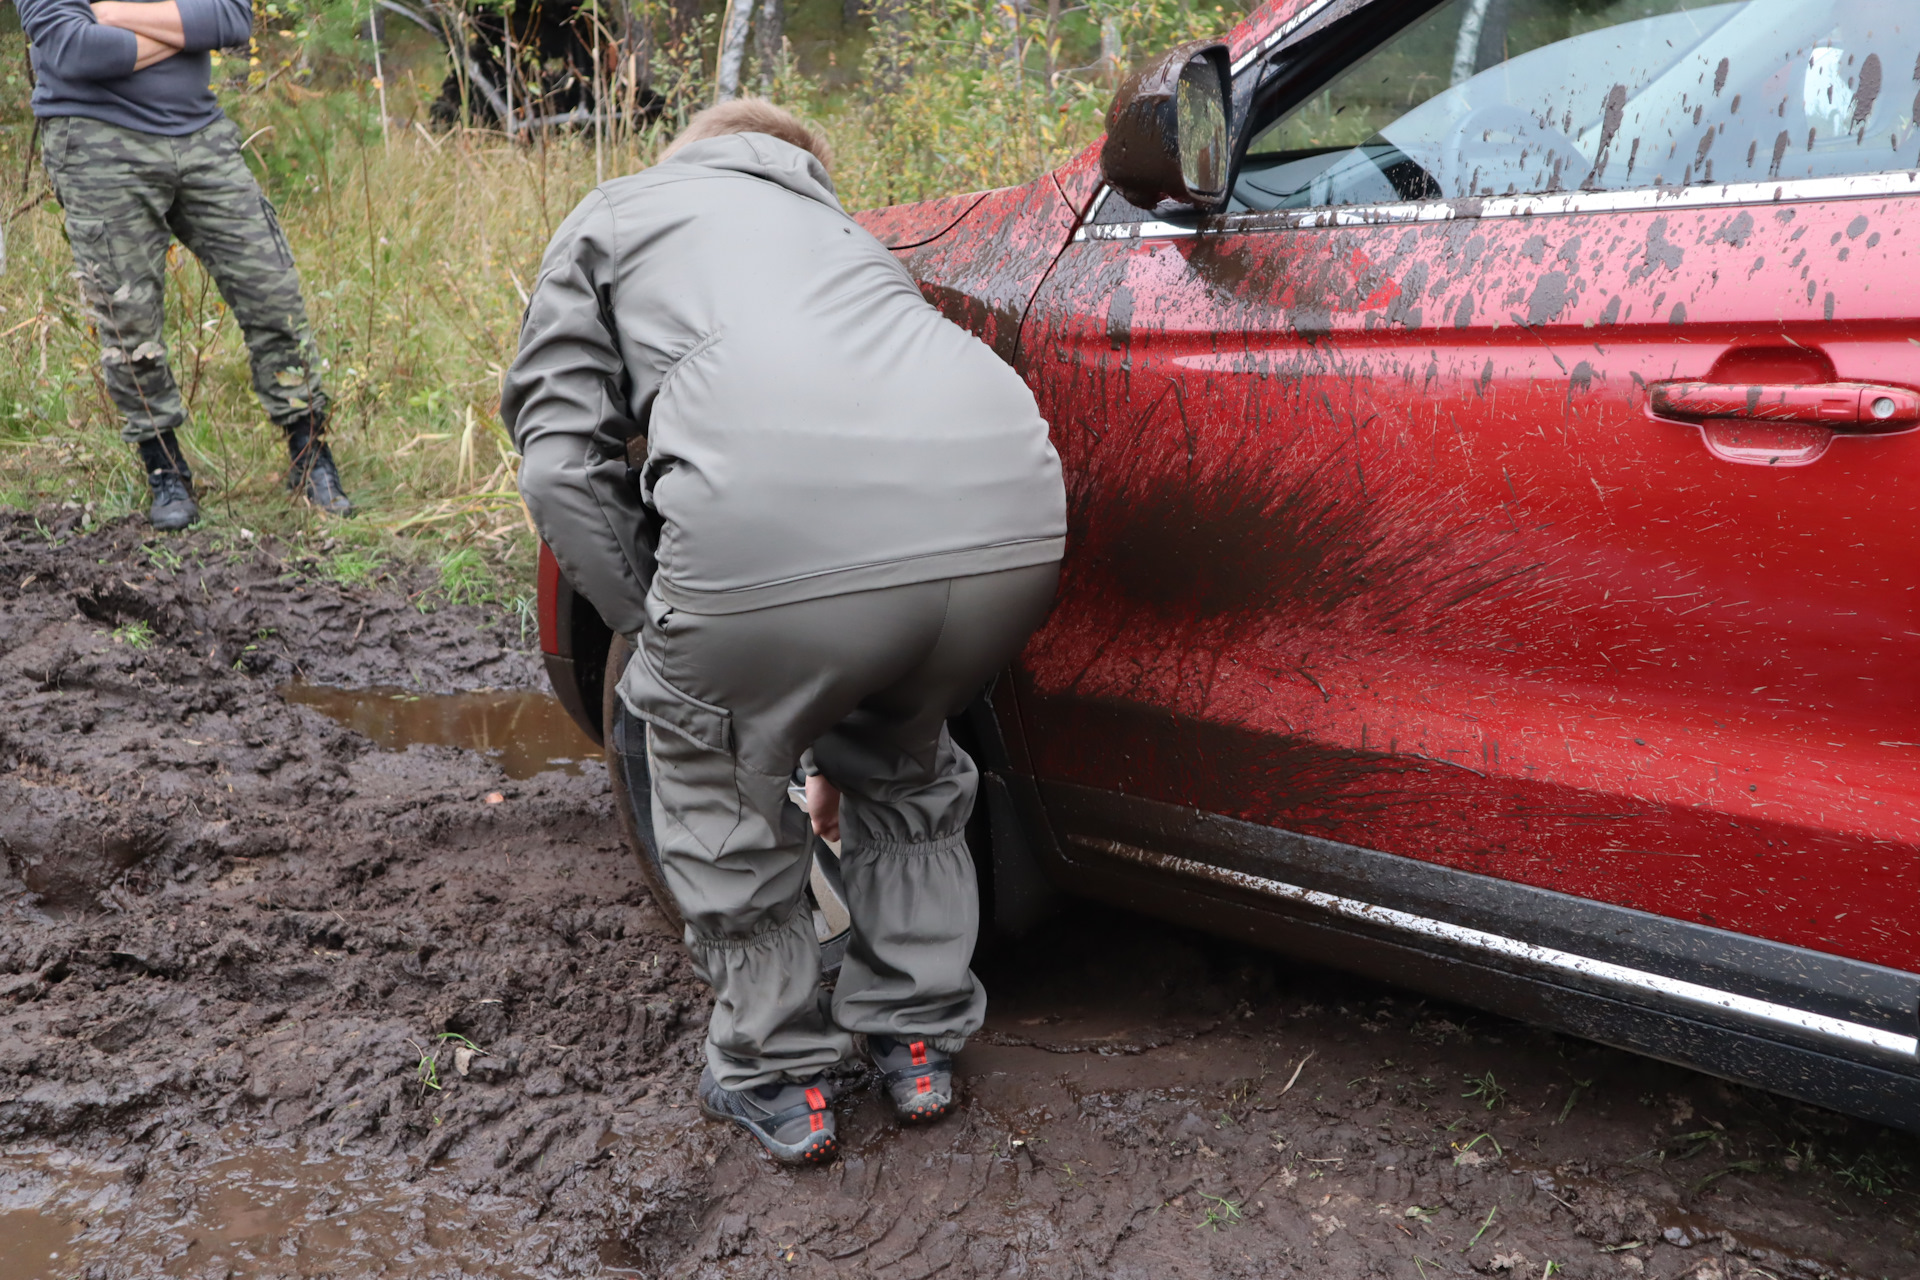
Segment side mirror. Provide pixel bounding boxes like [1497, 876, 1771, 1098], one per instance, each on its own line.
[1100, 40, 1232, 214]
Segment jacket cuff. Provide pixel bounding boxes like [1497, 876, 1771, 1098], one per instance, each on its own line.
[176, 0, 250, 51]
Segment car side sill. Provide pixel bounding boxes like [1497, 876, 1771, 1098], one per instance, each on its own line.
[1041, 783, 1920, 1076]
[1074, 834, 1914, 1060]
[1057, 843, 1920, 1133]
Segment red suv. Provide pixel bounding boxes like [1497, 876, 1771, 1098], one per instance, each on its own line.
[540, 0, 1920, 1133]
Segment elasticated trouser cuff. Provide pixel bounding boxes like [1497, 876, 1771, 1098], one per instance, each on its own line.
[687, 898, 852, 1091]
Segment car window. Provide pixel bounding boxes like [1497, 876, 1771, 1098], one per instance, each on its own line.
[1230, 0, 1920, 213]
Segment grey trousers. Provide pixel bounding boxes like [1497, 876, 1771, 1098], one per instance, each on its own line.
[618, 563, 1059, 1090]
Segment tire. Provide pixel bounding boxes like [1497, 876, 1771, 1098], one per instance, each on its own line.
[602, 635, 852, 971]
[603, 632, 685, 934]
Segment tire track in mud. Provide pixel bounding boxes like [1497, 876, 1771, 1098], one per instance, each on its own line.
[2, 511, 1915, 1278]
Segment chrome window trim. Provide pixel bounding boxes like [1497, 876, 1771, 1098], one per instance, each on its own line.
[1074, 835, 1920, 1060]
[1074, 170, 1920, 241]
[1229, 0, 1341, 75]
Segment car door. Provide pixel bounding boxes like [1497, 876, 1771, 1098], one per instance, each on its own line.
[1014, 0, 1920, 974]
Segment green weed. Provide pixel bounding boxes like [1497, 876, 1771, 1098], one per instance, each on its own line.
[1463, 1071, 1507, 1110]
[1555, 1077, 1594, 1125]
[111, 620, 155, 649]
[323, 547, 383, 588]
[1196, 1192, 1242, 1231]
[1457, 1131, 1503, 1157]
[1837, 1153, 1897, 1199]
[438, 546, 494, 606]
[411, 1031, 483, 1096]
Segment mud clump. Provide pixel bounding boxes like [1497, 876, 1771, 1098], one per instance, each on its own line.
[3, 509, 1917, 1278]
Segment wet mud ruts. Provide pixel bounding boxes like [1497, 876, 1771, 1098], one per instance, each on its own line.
[2, 510, 1916, 1278]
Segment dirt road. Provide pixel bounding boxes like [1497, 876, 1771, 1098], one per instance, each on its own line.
[2, 512, 1915, 1279]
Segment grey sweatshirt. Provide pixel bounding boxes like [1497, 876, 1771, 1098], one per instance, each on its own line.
[503, 133, 1067, 631]
[19, 0, 251, 135]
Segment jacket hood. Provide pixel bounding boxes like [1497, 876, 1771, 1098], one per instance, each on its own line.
[661, 133, 843, 214]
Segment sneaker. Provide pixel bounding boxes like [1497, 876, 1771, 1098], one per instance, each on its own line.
[137, 434, 198, 531]
[285, 423, 354, 517]
[696, 1067, 839, 1166]
[868, 1035, 956, 1125]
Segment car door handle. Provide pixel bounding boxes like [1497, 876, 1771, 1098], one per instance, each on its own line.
[1649, 381, 1920, 431]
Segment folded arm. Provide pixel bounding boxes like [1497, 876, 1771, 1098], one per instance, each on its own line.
[20, 0, 141, 80]
[503, 191, 658, 639]
[93, 0, 250, 49]
[92, 1, 184, 45]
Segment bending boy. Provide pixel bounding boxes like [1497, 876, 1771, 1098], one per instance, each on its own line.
[504, 102, 1065, 1165]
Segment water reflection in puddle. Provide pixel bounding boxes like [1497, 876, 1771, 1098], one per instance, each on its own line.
[281, 685, 601, 779]
[0, 1138, 558, 1279]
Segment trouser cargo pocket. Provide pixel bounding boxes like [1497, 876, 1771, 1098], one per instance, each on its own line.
[620, 647, 740, 860]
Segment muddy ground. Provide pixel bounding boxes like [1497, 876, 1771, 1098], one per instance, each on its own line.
[2, 509, 1917, 1280]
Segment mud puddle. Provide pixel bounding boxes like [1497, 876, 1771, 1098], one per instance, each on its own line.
[0, 1134, 554, 1280]
[281, 684, 601, 779]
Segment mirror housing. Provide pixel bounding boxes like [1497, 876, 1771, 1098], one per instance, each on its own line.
[1100, 40, 1232, 214]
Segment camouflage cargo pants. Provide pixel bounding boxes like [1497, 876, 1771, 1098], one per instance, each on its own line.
[41, 114, 329, 444]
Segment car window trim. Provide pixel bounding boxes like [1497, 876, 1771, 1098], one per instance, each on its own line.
[1230, 0, 1343, 76]
[1075, 169, 1920, 241]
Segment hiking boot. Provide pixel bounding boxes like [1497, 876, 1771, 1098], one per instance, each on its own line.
[137, 433, 198, 531]
[696, 1067, 839, 1166]
[285, 419, 354, 516]
[868, 1035, 956, 1125]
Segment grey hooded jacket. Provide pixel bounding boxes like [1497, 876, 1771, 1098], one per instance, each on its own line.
[502, 133, 1067, 633]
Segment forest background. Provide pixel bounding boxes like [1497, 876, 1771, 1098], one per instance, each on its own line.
[0, 0, 1238, 613]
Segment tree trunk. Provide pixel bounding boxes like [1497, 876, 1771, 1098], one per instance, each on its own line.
[754, 0, 784, 91]
[715, 0, 756, 102]
[1099, 14, 1123, 84]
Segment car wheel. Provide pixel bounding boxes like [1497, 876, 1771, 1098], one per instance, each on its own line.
[603, 632, 685, 934]
[602, 634, 853, 972]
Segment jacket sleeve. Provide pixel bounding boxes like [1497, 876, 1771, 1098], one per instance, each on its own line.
[176, 0, 253, 51]
[503, 190, 656, 639]
[19, 0, 138, 81]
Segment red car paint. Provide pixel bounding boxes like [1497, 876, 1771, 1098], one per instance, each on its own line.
[850, 2, 1920, 974]
[537, 542, 564, 658]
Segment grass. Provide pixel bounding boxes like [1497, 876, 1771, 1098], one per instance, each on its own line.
[411, 1031, 483, 1095]
[320, 545, 384, 589]
[1553, 1076, 1594, 1125]
[1196, 1191, 1242, 1230]
[1836, 1152, 1900, 1199]
[1, 0, 1239, 602]
[1462, 1070, 1507, 1111]
[111, 619, 155, 649]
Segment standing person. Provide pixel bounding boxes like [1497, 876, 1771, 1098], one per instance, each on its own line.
[19, 0, 352, 529]
[503, 101, 1066, 1167]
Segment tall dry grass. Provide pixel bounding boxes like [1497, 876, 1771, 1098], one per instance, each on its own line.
[0, 0, 1236, 604]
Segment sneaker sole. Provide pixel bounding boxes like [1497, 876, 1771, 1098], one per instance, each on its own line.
[894, 1098, 953, 1125]
[885, 1086, 955, 1126]
[698, 1095, 840, 1167]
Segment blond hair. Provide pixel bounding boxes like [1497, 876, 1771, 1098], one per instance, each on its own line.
[660, 99, 833, 171]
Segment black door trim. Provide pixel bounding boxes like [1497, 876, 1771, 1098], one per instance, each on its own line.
[1042, 783, 1920, 1100]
